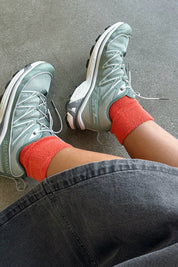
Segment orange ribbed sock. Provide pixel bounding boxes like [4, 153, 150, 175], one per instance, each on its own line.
[109, 96, 153, 144]
[19, 136, 72, 181]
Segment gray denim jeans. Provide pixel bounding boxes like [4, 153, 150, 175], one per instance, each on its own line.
[1, 159, 178, 266]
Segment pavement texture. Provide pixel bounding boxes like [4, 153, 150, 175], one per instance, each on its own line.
[0, 0, 178, 211]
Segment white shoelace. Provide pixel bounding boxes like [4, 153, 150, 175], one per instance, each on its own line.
[13, 90, 63, 143]
[99, 49, 126, 99]
[98, 34, 131, 96]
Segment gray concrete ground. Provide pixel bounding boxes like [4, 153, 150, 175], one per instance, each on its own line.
[0, 0, 178, 211]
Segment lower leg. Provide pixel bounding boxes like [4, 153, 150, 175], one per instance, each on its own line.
[123, 120, 178, 167]
[47, 147, 122, 177]
[20, 95, 178, 182]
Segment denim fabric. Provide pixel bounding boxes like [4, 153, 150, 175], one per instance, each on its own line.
[0, 159, 178, 267]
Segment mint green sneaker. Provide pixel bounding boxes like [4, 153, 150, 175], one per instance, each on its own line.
[0, 61, 55, 180]
[67, 22, 135, 131]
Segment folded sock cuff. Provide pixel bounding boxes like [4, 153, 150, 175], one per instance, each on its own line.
[109, 97, 153, 144]
[19, 136, 72, 181]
